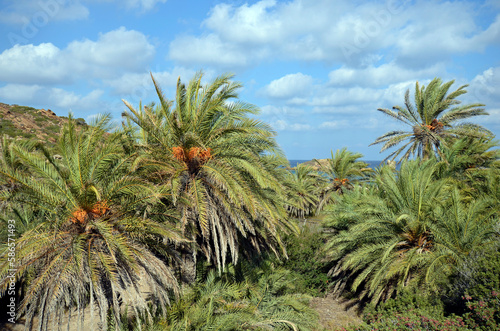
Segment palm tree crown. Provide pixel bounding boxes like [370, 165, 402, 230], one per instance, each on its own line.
[0, 116, 181, 330]
[315, 148, 372, 211]
[371, 78, 489, 161]
[123, 72, 296, 275]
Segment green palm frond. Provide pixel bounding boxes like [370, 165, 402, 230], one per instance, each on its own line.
[372, 78, 489, 162]
[122, 72, 296, 277]
[0, 117, 182, 331]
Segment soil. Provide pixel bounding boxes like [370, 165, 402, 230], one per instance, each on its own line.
[310, 293, 363, 330]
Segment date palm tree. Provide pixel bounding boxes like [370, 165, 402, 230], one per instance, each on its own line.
[284, 164, 322, 221]
[324, 160, 445, 303]
[371, 78, 489, 162]
[0, 116, 182, 331]
[315, 148, 372, 211]
[324, 160, 498, 304]
[163, 264, 317, 330]
[122, 72, 296, 280]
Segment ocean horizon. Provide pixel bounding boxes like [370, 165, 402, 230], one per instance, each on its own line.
[288, 159, 386, 169]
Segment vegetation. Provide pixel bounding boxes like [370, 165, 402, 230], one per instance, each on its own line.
[0, 75, 498, 331]
[371, 78, 490, 162]
[314, 148, 372, 211]
[122, 72, 296, 281]
[0, 116, 181, 330]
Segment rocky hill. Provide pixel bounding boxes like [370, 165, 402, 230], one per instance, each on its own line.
[0, 103, 86, 144]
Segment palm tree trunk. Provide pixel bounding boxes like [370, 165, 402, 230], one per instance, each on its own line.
[179, 243, 197, 284]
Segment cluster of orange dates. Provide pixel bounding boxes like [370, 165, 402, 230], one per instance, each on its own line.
[423, 119, 444, 132]
[70, 201, 109, 224]
[334, 178, 349, 185]
[172, 146, 212, 164]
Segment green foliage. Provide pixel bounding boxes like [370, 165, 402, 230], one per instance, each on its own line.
[278, 226, 330, 296]
[315, 148, 372, 211]
[342, 310, 468, 331]
[0, 120, 23, 138]
[284, 164, 322, 219]
[371, 77, 490, 162]
[122, 72, 296, 275]
[0, 116, 183, 331]
[446, 246, 500, 330]
[10, 105, 38, 113]
[323, 159, 498, 304]
[161, 263, 318, 330]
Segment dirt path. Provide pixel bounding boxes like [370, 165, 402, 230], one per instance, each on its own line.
[310, 294, 363, 330]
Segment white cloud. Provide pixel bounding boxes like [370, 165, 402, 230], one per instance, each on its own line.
[328, 63, 446, 88]
[67, 27, 155, 77]
[271, 119, 311, 131]
[260, 105, 303, 116]
[169, 34, 252, 68]
[467, 67, 500, 128]
[106, 67, 196, 96]
[469, 67, 500, 104]
[0, 84, 43, 101]
[311, 87, 384, 107]
[0, 27, 155, 85]
[0, 0, 89, 25]
[204, 0, 282, 44]
[122, 0, 167, 11]
[0, 0, 168, 26]
[167, 0, 500, 69]
[0, 84, 104, 111]
[0, 44, 69, 84]
[319, 121, 348, 130]
[262, 73, 313, 99]
[394, 6, 500, 68]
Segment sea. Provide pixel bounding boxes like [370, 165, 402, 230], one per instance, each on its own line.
[288, 160, 386, 170]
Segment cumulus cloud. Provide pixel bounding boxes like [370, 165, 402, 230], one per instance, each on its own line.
[67, 27, 155, 77]
[0, 84, 104, 111]
[169, 34, 251, 68]
[106, 67, 197, 97]
[271, 119, 311, 131]
[0, 0, 89, 25]
[167, 0, 500, 70]
[0, 0, 168, 25]
[261, 73, 313, 99]
[122, 0, 167, 11]
[467, 67, 500, 128]
[260, 105, 304, 116]
[0, 27, 155, 85]
[328, 63, 446, 88]
[0, 44, 70, 84]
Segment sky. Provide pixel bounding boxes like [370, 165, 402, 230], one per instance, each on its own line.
[0, 0, 499, 160]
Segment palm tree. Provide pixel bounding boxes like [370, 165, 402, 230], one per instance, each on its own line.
[426, 188, 499, 288]
[284, 164, 322, 221]
[435, 136, 500, 198]
[324, 160, 446, 303]
[0, 116, 182, 330]
[371, 78, 490, 162]
[122, 72, 296, 280]
[315, 148, 372, 211]
[163, 264, 317, 330]
[324, 159, 498, 304]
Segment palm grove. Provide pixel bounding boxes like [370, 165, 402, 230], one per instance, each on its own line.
[0, 74, 498, 330]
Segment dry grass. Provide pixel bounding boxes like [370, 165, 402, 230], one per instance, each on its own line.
[310, 293, 363, 330]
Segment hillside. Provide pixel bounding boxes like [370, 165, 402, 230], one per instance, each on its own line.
[0, 103, 86, 144]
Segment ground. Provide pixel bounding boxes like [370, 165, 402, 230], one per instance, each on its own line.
[310, 293, 363, 330]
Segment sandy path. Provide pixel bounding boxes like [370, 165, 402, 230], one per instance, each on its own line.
[310, 294, 363, 330]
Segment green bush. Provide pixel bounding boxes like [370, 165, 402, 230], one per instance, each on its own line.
[452, 247, 500, 330]
[277, 225, 331, 296]
[339, 310, 468, 331]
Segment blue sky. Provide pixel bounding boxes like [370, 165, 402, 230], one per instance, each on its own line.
[0, 0, 499, 160]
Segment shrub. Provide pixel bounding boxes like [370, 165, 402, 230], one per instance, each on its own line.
[278, 225, 331, 296]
